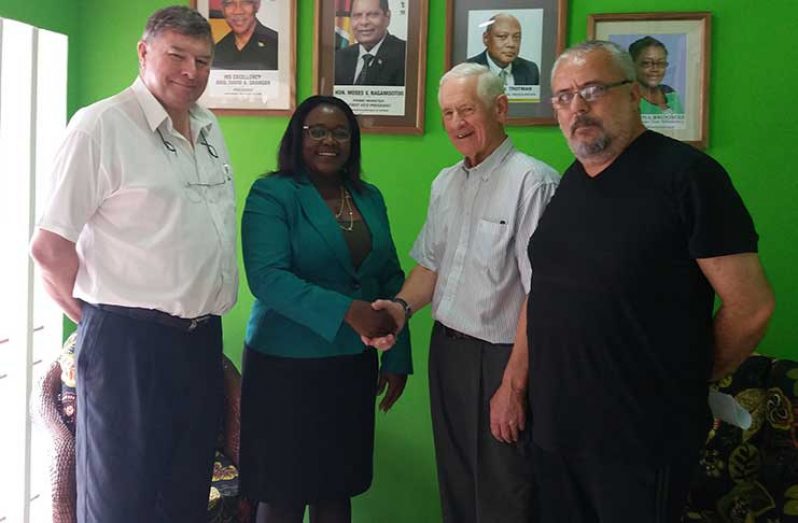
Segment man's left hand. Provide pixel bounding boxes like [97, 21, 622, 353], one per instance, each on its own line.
[489, 381, 526, 443]
[377, 372, 408, 412]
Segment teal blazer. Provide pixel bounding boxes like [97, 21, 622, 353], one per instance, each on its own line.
[241, 172, 412, 374]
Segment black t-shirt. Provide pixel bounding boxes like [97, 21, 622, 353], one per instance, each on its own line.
[527, 131, 758, 463]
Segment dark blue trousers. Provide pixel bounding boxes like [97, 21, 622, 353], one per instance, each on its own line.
[75, 303, 223, 523]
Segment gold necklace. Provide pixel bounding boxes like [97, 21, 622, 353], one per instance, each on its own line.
[335, 186, 354, 231]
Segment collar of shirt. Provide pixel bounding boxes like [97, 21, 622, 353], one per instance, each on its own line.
[486, 53, 513, 78]
[358, 34, 386, 61]
[459, 136, 514, 179]
[131, 76, 214, 143]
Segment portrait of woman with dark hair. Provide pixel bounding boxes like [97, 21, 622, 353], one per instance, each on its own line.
[629, 35, 684, 115]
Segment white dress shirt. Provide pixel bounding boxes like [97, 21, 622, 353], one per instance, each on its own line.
[353, 36, 386, 82]
[487, 54, 515, 86]
[411, 138, 558, 344]
[38, 77, 238, 319]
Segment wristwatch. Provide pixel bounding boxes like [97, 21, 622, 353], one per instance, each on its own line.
[390, 297, 412, 322]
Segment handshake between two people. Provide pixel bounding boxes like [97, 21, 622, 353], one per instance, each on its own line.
[344, 299, 406, 352]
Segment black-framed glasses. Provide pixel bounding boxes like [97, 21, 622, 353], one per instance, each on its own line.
[639, 60, 669, 69]
[550, 80, 633, 108]
[199, 130, 219, 158]
[157, 128, 219, 159]
[302, 125, 351, 142]
[157, 129, 177, 154]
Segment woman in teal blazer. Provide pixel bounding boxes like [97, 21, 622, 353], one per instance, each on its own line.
[239, 96, 412, 523]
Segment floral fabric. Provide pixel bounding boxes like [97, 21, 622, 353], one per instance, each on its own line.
[685, 356, 798, 522]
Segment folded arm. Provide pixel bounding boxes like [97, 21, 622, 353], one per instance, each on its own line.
[30, 228, 82, 323]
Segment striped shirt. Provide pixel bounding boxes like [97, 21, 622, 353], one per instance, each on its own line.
[410, 138, 559, 344]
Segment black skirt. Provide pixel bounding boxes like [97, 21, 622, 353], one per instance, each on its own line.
[238, 346, 378, 504]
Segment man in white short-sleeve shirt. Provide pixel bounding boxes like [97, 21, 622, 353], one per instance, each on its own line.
[30, 6, 237, 522]
[364, 62, 559, 522]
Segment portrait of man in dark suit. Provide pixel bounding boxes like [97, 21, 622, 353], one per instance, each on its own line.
[213, 0, 278, 70]
[334, 0, 406, 86]
[466, 13, 539, 86]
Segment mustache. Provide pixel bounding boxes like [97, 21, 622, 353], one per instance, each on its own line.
[570, 115, 603, 135]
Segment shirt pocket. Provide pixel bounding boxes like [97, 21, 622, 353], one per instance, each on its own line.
[473, 219, 511, 274]
[205, 173, 236, 251]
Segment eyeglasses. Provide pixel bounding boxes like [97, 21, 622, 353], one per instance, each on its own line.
[303, 125, 352, 142]
[157, 129, 218, 159]
[639, 60, 669, 69]
[550, 80, 633, 108]
[199, 130, 219, 158]
[156, 128, 229, 202]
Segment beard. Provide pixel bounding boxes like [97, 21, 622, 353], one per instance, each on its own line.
[568, 115, 612, 159]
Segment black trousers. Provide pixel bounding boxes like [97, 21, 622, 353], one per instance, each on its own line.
[531, 442, 699, 523]
[428, 322, 535, 523]
[75, 303, 223, 523]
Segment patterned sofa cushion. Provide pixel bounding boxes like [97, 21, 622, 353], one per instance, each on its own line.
[209, 451, 241, 523]
[685, 356, 798, 523]
[57, 332, 78, 434]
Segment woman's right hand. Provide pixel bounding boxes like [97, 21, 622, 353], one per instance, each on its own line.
[345, 300, 397, 338]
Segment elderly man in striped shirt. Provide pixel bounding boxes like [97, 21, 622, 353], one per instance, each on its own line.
[364, 62, 559, 523]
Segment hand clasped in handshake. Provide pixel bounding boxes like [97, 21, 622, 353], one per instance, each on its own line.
[345, 300, 397, 339]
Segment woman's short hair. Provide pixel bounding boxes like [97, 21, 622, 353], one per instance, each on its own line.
[274, 96, 363, 190]
[628, 36, 668, 61]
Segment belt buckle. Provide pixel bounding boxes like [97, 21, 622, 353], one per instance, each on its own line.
[188, 315, 211, 331]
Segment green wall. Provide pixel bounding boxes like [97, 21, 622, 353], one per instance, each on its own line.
[4, 0, 797, 521]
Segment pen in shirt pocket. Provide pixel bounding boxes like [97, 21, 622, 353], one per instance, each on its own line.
[222, 163, 233, 181]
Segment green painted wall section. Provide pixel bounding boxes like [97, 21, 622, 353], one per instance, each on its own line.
[4, 0, 797, 521]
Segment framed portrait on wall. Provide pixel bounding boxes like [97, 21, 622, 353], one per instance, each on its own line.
[589, 12, 711, 148]
[445, 0, 567, 125]
[192, 0, 296, 115]
[313, 0, 429, 135]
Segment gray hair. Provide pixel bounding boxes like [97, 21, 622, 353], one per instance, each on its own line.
[438, 62, 505, 108]
[551, 40, 636, 85]
[141, 5, 212, 44]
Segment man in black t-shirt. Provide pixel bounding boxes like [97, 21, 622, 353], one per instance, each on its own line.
[525, 40, 775, 523]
